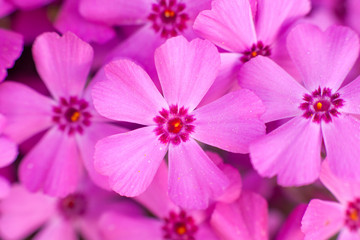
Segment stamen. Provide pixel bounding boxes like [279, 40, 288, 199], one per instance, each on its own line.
[240, 41, 271, 63]
[316, 102, 322, 110]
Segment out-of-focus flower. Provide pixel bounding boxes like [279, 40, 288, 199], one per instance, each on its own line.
[302, 161, 360, 240]
[92, 35, 265, 209]
[0, 31, 126, 196]
[239, 23, 360, 186]
[276, 204, 306, 240]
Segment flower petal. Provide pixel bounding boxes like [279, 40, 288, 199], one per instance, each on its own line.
[94, 126, 168, 197]
[301, 199, 344, 240]
[0, 136, 17, 168]
[155, 36, 220, 111]
[99, 211, 163, 240]
[0, 184, 56, 240]
[35, 219, 77, 240]
[276, 204, 306, 240]
[287, 24, 359, 91]
[322, 115, 360, 181]
[211, 191, 268, 240]
[338, 75, 360, 115]
[0, 28, 23, 81]
[19, 127, 83, 197]
[192, 90, 265, 153]
[32, 31, 93, 99]
[256, 0, 311, 44]
[79, 0, 152, 25]
[168, 139, 229, 209]
[55, 0, 116, 44]
[250, 116, 322, 186]
[193, 0, 257, 53]
[0, 81, 54, 143]
[320, 160, 360, 204]
[338, 229, 360, 240]
[239, 56, 306, 122]
[92, 59, 167, 125]
[76, 122, 127, 190]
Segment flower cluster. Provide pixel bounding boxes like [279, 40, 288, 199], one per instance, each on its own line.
[0, 0, 360, 239]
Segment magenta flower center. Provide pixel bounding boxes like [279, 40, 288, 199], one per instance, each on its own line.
[299, 87, 344, 123]
[162, 210, 198, 240]
[58, 193, 87, 219]
[148, 0, 189, 38]
[154, 105, 195, 145]
[345, 198, 360, 231]
[240, 41, 271, 63]
[52, 96, 92, 135]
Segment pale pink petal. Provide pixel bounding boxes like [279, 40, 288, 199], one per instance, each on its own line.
[0, 184, 56, 240]
[239, 56, 306, 122]
[250, 117, 322, 186]
[0, 176, 10, 199]
[32, 31, 93, 99]
[10, 0, 52, 9]
[94, 126, 168, 197]
[338, 76, 360, 115]
[322, 115, 360, 181]
[338, 229, 360, 240]
[184, 0, 212, 19]
[200, 52, 242, 106]
[0, 136, 17, 168]
[276, 204, 306, 240]
[211, 191, 268, 240]
[99, 211, 163, 240]
[0, 81, 54, 143]
[79, 0, 152, 25]
[135, 161, 176, 219]
[55, 0, 116, 44]
[193, 0, 257, 53]
[301, 199, 344, 240]
[0, 28, 23, 81]
[320, 160, 360, 205]
[77, 218, 102, 240]
[76, 122, 127, 190]
[35, 218, 77, 240]
[168, 139, 229, 209]
[256, 0, 311, 44]
[347, 0, 360, 34]
[92, 59, 168, 125]
[287, 24, 359, 91]
[155, 36, 220, 111]
[19, 127, 83, 197]
[195, 223, 219, 240]
[192, 90, 265, 153]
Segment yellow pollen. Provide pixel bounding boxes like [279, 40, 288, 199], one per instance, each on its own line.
[176, 226, 187, 235]
[350, 209, 359, 221]
[71, 111, 81, 122]
[251, 51, 258, 57]
[174, 121, 181, 128]
[164, 9, 175, 18]
[316, 102, 323, 110]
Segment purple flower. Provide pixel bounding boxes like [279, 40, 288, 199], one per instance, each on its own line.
[302, 161, 360, 240]
[0, 32, 126, 196]
[92, 36, 265, 209]
[239, 23, 360, 186]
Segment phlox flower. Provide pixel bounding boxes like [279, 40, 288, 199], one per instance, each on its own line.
[239, 23, 360, 186]
[0, 181, 139, 240]
[0, 28, 23, 82]
[302, 161, 360, 240]
[276, 204, 306, 240]
[0, 31, 126, 196]
[192, 0, 311, 100]
[92, 36, 265, 209]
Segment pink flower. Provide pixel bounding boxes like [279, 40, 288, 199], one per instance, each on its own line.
[0, 31, 126, 196]
[92, 36, 265, 209]
[239, 23, 360, 186]
[302, 161, 360, 240]
[0, 28, 23, 82]
[210, 191, 269, 240]
[276, 204, 306, 240]
[0, 182, 139, 240]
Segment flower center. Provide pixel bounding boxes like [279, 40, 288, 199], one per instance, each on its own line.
[240, 41, 271, 63]
[299, 87, 344, 123]
[162, 210, 198, 240]
[148, 0, 189, 38]
[58, 193, 87, 219]
[52, 96, 92, 135]
[154, 105, 195, 145]
[345, 198, 360, 231]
